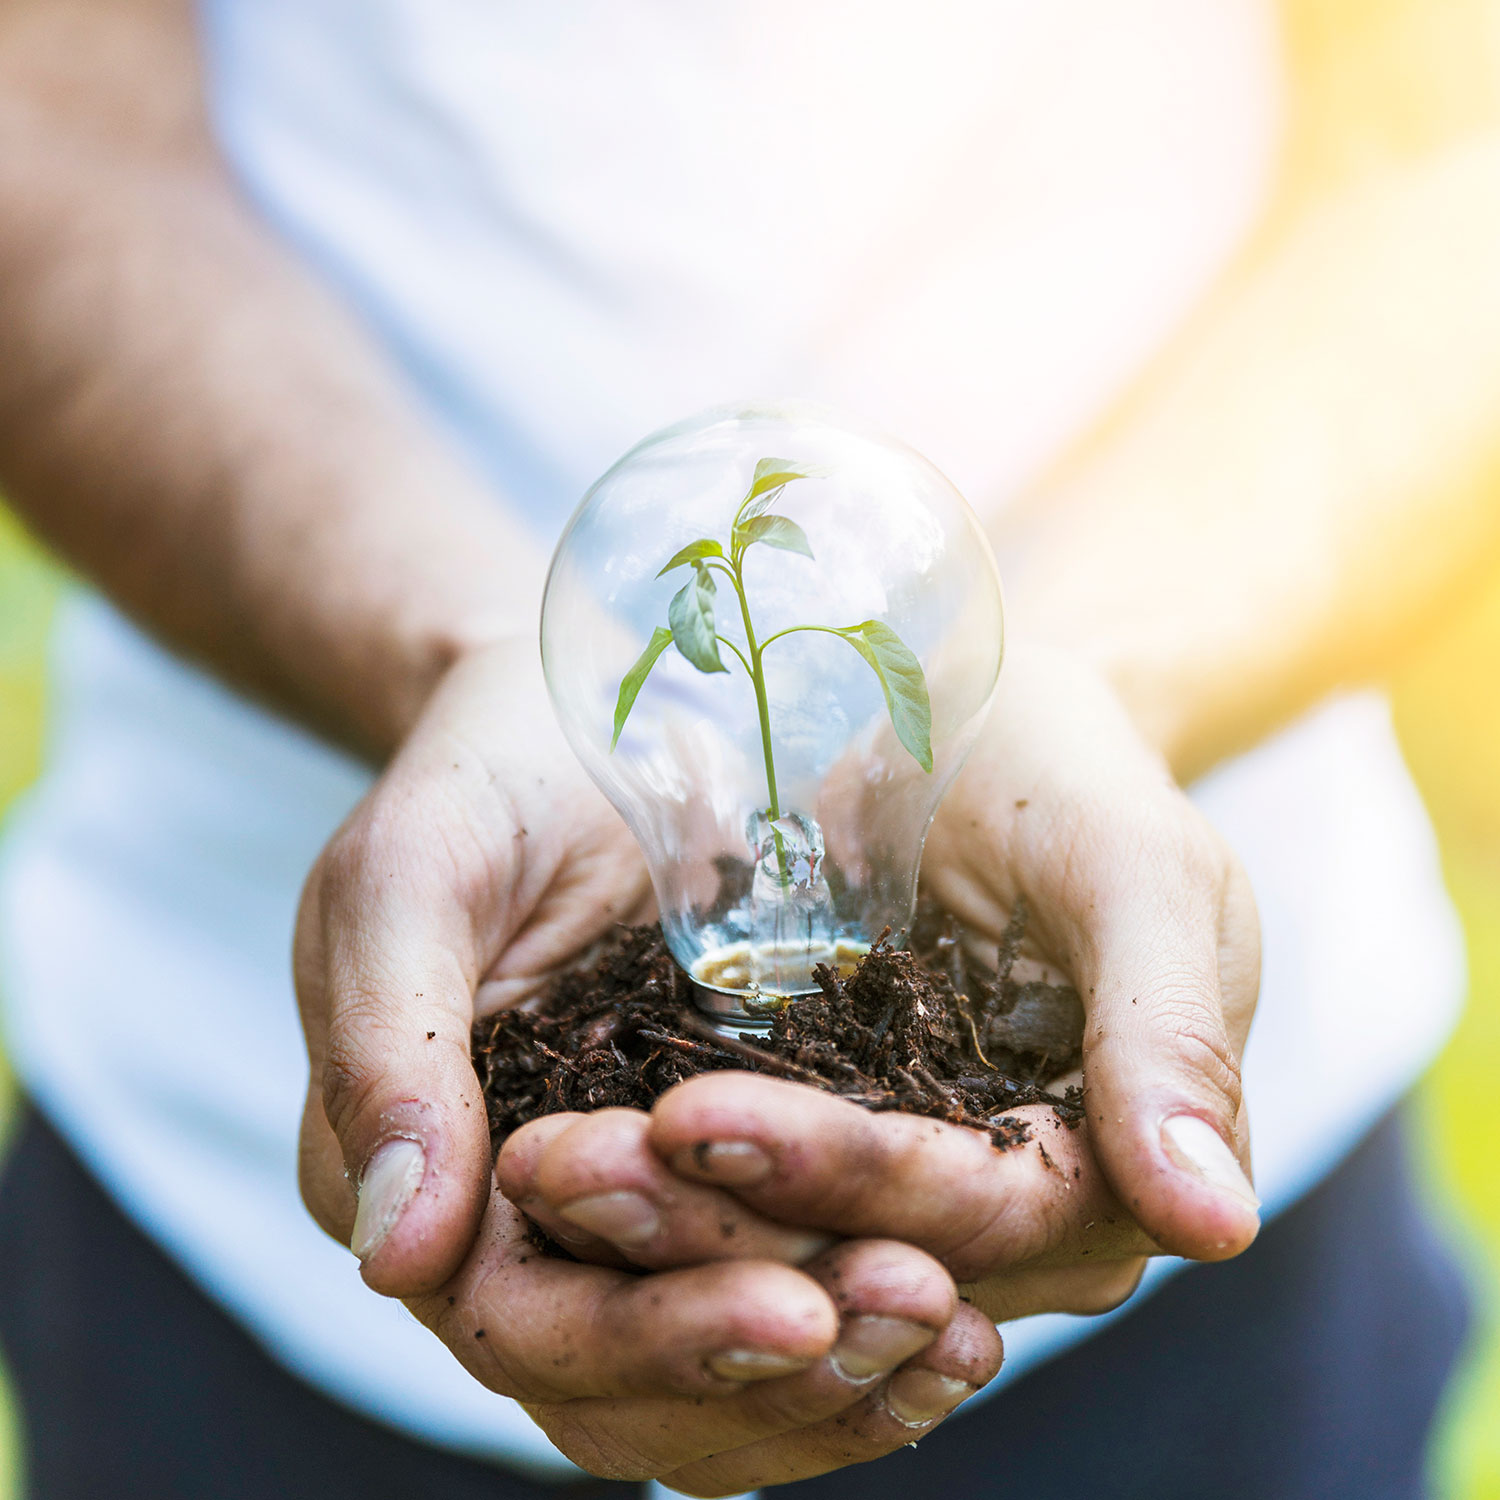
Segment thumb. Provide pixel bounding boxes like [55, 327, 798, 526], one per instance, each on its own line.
[296, 837, 494, 1299]
[1070, 824, 1262, 1262]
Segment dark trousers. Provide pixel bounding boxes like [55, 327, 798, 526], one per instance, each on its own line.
[0, 1102, 1472, 1499]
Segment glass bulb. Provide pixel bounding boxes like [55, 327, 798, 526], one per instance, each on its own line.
[541, 402, 1004, 1025]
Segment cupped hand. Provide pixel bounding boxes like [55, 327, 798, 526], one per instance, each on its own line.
[293, 639, 651, 1295]
[291, 640, 1001, 1490]
[502, 644, 1260, 1322]
[922, 643, 1261, 1265]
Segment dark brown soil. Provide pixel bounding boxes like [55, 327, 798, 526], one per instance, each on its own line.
[472, 899, 1087, 1155]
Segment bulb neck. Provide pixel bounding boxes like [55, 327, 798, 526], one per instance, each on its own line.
[689, 980, 799, 1031]
[687, 936, 871, 1029]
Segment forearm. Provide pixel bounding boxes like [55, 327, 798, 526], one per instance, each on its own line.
[998, 130, 1500, 782]
[0, 0, 541, 757]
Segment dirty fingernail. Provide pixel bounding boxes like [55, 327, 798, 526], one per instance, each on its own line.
[885, 1370, 975, 1427]
[707, 1349, 815, 1382]
[559, 1191, 661, 1248]
[1161, 1115, 1260, 1211]
[352, 1138, 425, 1262]
[673, 1141, 773, 1185]
[829, 1316, 934, 1382]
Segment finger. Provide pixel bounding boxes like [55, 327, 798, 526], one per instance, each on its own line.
[650, 1073, 1154, 1280]
[528, 1237, 961, 1481]
[491, 1112, 636, 1267]
[501, 1107, 835, 1269]
[295, 840, 495, 1296]
[407, 1193, 842, 1404]
[661, 1300, 1003, 1495]
[296, 645, 652, 1299]
[921, 649, 1260, 1264]
[301, 815, 500, 1298]
[1067, 815, 1262, 1261]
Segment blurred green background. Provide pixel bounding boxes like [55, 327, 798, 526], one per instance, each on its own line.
[0, 508, 1498, 1497]
[0, 505, 58, 1499]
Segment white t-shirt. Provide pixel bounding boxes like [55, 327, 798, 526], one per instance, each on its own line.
[0, 0, 1465, 1475]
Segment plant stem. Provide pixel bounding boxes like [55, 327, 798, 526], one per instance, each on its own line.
[714, 634, 753, 676]
[730, 556, 791, 885]
[758, 622, 850, 653]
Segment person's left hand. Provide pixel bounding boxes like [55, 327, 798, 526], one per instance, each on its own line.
[498, 645, 1262, 1323]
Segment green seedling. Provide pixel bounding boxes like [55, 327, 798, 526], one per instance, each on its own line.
[611, 458, 932, 879]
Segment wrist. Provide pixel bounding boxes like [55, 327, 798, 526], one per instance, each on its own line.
[985, 632, 1190, 773]
[372, 616, 542, 756]
[320, 474, 548, 757]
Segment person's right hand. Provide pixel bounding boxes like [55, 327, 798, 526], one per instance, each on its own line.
[292, 639, 652, 1292]
[290, 639, 1002, 1492]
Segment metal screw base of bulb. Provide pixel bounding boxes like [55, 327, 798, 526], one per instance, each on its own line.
[690, 982, 796, 1032]
[688, 936, 872, 1031]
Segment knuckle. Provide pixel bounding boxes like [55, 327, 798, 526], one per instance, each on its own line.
[913, 1211, 994, 1283]
[1011, 1176, 1084, 1267]
[1105, 797, 1221, 893]
[349, 791, 425, 868]
[594, 1290, 719, 1400]
[854, 1129, 1001, 1266]
[1028, 1182, 1087, 1264]
[1098, 798, 1177, 865]
[318, 998, 423, 1145]
[943, 1163, 1066, 1277]
[1147, 992, 1244, 1117]
[1172, 812, 1225, 881]
[324, 788, 489, 908]
[1050, 798, 1219, 929]
[325, 783, 525, 952]
[319, 814, 391, 900]
[777, 1112, 910, 1224]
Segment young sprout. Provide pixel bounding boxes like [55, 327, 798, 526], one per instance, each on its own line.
[611, 458, 932, 879]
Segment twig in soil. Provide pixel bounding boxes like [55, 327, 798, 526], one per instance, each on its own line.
[674, 1011, 832, 1087]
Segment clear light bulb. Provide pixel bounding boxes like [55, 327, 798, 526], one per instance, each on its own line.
[541, 402, 1004, 1025]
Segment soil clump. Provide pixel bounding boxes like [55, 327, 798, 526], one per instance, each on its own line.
[473, 899, 1087, 1154]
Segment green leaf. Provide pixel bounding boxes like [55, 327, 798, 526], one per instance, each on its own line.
[840, 620, 933, 772]
[668, 562, 727, 675]
[656, 538, 724, 577]
[733, 513, 815, 562]
[611, 626, 674, 750]
[748, 457, 819, 502]
[738, 457, 825, 526]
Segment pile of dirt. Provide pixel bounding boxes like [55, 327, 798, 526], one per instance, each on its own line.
[472, 899, 1087, 1153]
